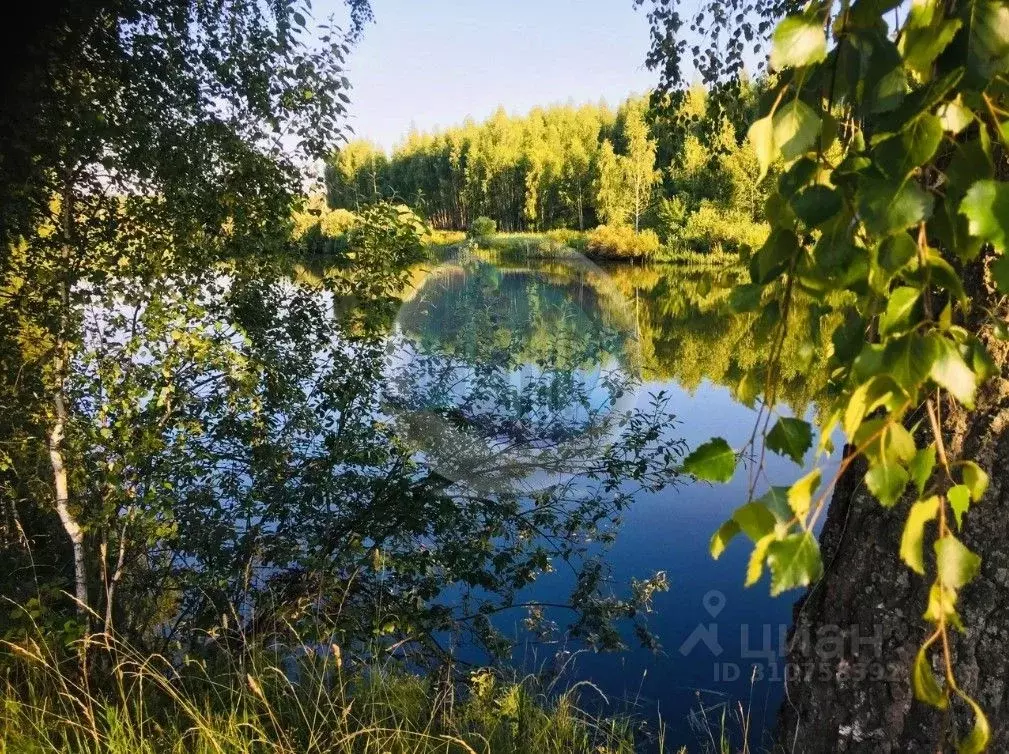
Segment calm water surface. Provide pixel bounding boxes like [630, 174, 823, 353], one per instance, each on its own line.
[389, 252, 841, 749]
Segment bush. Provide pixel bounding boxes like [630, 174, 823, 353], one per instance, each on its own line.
[320, 207, 357, 237]
[292, 198, 360, 255]
[585, 224, 661, 260]
[679, 201, 769, 254]
[545, 228, 588, 251]
[469, 216, 497, 238]
[654, 197, 689, 244]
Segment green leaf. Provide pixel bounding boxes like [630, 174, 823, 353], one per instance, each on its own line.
[755, 486, 794, 522]
[766, 417, 813, 464]
[858, 177, 934, 236]
[921, 249, 968, 304]
[909, 443, 937, 495]
[992, 254, 1009, 294]
[901, 496, 939, 574]
[748, 115, 775, 182]
[754, 229, 799, 283]
[883, 334, 938, 393]
[876, 233, 917, 279]
[879, 287, 921, 336]
[844, 375, 903, 438]
[766, 533, 823, 596]
[937, 97, 974, 134]
[745, 533, 776, 587]
[924, 583, 963, 629]
[871, 65, 909, 114]
[874, 114, 943, 179]
[959, 180, 1009, 253]
[883, 423, 917, 465]
[961, 461, 989, 501]
[710, 519, 741, 559]
[878, 67, 963, 130]
[683, 438, 736, 482]
[865, 461, 909, 507]
[790, 185, 842, 227]
[912, 644, 948, 708]
[736, 371, 761, 408]
[787, 469, 821, 519]
[928, 335, 977, 407]
[773, 100, 821, 162]
[848, 0, 902, 27]
[948, 485, 970, 530]
[832, 311, 867, 363]
[899, 8, 961, 75]
[946, 137, 994, 201]
[732, 501, 777, 541]
[935, 535, 982, 589]
[964, 0, 1009, 82]
[957, 695, 991, 754]
[770, 16, 828, 70]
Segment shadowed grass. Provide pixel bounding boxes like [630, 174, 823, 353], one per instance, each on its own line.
[0, 632, 646, 754]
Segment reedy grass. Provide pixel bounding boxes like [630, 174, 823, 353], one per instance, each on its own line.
[0, 631, 642, 754]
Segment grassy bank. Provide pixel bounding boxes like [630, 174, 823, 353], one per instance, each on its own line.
[0, 635, 654, 754]
[452, 230, 742, 268]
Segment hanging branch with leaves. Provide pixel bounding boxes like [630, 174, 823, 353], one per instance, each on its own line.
[671, 0, 1009, 750]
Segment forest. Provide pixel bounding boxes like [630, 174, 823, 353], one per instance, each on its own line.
[323, 88, 770, 257]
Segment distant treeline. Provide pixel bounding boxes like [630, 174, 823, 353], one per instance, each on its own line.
[324, 82, 773, 253]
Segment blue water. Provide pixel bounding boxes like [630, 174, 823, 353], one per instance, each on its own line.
[396, 254, 841, 750]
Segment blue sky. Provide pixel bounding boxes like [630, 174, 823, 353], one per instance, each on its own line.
[317, 0, 660, 150]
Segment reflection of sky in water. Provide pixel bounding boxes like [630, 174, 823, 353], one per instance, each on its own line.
[391, 257, 843, 751]
[511, 379, 843, 750]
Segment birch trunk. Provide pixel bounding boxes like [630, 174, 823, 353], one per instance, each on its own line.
[774, 261, 1009, 752]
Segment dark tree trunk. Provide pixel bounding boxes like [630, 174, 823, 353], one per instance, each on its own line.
[774, 260, 1009, 753]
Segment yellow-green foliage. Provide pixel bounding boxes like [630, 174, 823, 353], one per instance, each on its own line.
[0, 637, 638, 754]
[293, 196, 360, 255]
[293, 196, 356, 239]
[425, 228, 467, 248]
[469, 216, 497, 238]
[679, 202, 769, 253]
[320, 208, 357, 237]
[586, 224, 661, 260]
[545, 228, 588, 251]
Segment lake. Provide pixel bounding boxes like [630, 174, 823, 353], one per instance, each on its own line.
[61, 247, 839, 751]
[383, 249, 842, 750]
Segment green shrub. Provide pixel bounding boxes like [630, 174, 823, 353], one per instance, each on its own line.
[320, 207, 357, 237]
[469, 216, 497, 238]
[545, 228, 588, 251]
[654, 197, 689, 244]
[585, 224, 661, 260]
[679, 201, 769, 254]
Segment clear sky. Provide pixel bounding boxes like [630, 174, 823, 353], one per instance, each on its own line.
[316, 0, 660, 150]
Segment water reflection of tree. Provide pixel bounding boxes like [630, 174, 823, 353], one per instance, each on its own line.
[1, 256, 684, 669]
[515, 261, 833, 413]
[386, 258, 659, 490]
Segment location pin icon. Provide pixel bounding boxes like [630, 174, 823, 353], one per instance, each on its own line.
[703, 590, 726, 618]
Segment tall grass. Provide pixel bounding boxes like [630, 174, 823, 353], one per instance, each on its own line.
[0, 632, 643, 754]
